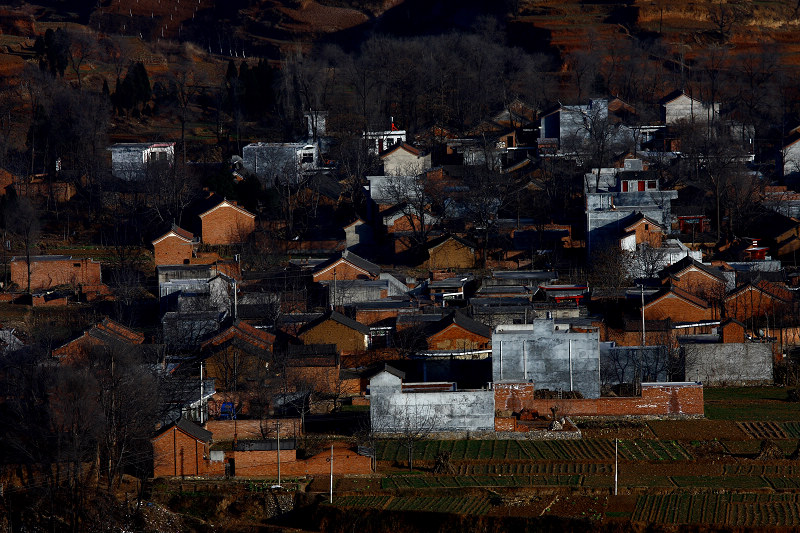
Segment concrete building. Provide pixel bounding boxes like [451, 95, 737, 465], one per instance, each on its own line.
[368, 366, 495, 434]
[108, 142, 174, 181]
[365, 128, 407, 155]
[492, 320, 601, 398]
[242, 142, 319, 186]
[381, 143, 431, 176]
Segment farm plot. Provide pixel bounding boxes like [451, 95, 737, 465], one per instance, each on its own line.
[382, 474, 581, 490]
[633, 493, 800, 526]
[782, 422, 800, 438]
[383, 496, 492, 515]
[671, 475, 770, 490]
[376, 440, 691, 463]
[738, 421, 788, 440]
[333, 495, 391, 509]
[723, 464, 800, 476]
[458, 463, 611, 475]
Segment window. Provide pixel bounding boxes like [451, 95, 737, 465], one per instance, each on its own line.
[301, 151, 314, 164]
[622, 181, 628, 192]
[648, 180, 657, 189]
[73, 263, 81, 268]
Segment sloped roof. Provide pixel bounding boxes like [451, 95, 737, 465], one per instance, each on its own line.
[660, 256, 727, 283]
[380, 142, 422, 158]
[645, 286, 709, 310]
[312, 250, 380, 278]
[200, 320, 275, 355]
[156, 417, 212, 442]
[298, 310, 371, 336]
[622, 212, 663, 232]
[152, 224, 195, 245]
[725, 279, 792, 303]
[426, 234, 476, 251]
[198, 199, 255, 219]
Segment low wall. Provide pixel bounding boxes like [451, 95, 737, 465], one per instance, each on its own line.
[229, 447, 371, 477]
[518, 383, 704, 418]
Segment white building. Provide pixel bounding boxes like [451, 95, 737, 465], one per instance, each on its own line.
[108, 142, 175, 180]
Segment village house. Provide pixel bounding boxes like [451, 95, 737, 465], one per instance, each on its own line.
[152, 225, 198, 266]
[724, 279, 793, 325]
[643, 286, 715, 322]
[198, 199, 256, 246]
[660, 90, 720, 125]
[297, 310, 371, 355]
[242, 142, 319, 186]
[424, 312, 492, 353]
[659, 257, 730, 300]
[424, 234, 476, 270]
[108, 142, 175, 181]
[311, 250, 380, 283]
[199, 320, 275, 392]
[52, 317, 147, 363]
[381, 142, 431, 176]
[10, 255, 102, 292]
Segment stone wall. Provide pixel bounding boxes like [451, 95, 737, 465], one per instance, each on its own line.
[683, 343, 773, 386]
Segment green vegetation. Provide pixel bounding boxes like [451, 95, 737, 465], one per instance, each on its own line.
[704, 387, 800, 421]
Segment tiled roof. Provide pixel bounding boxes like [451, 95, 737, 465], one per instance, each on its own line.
[646, 286, 709, 309]
[299, 310, 371, 336]
[312, 250, 381, 278]
[660, 256, 727, 282]
[427, 311, 491, 339]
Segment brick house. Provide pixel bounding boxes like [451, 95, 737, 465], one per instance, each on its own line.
[152, 225, 197, 266]
[425, 234, 476, 270]
[724, 280, 793, 324]
[152, 418, 213, 478]
[297, 311, 370, 354]
[53, 317, 146, 362]
[10, 255, 102, 292]
[199, 320, 275, 392]
[659, 256, 729, 300]
[311, 250, 380, 283]
[199, 200, 256, 245]
[643, 286, 714, 322]
[425, 312, 492, 352]
[619, 213, 664, 250]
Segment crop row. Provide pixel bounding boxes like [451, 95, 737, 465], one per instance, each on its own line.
[383, 474, 581, 489]
[384, 496, 492, 515]
[782, 422, 800, 439]
[633, 493, 800, 526]
[723, 464, 800, 476]
[457, 462, 612, 475]
[376, 439, 691, 463]
[334, 495, 392, 509]
[738, 421, 788, 440]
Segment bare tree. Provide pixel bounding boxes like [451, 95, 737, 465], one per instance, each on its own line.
[6, 198, 40, 293]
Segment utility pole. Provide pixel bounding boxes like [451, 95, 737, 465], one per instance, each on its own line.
[614, 438, 619, 496]
[328, 445, 334, 503]
[640, 284, 646, 346]
[276, 420, 281, 487]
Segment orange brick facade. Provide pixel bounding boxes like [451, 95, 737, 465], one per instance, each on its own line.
[153, 426, 211, 478]
[427, 324, 490, 351]
[204, 419, 302, 441]
[200, 203, 256, 245]
[626, 219, 663, 248]
[299, 320, 368, 355]
[667, 269, 726, 300]
[644, 294, 713, 322]
[11, 257, 102, 291]
[426, 238, 475, 270]
[153, 234, 194, 266]
[725, 287, 790, 323]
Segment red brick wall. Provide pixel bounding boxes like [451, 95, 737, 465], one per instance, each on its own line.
[154, 235, 193, 266]
[725, 289, 789, 323]
[11, 257, 102, 291]
[644, 295, 712, 322]
[152, 428, 210, 478]
[355, 308, 400, 325]
[494, 417, 516, 431]
[494, 383, 536, 413]
[427, 324, 490, 351]
[204, 419, 302, 441]
[201, 205, 255, 245]
[721, 321, 745, 343]
[519, 384, 703, 418]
